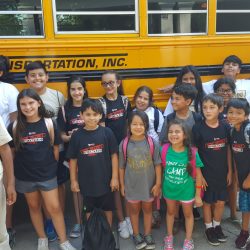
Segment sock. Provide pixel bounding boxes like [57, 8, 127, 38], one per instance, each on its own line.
[205, 222, 213, 229]
[213, 220, 220, 227]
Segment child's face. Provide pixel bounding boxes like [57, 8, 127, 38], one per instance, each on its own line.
[135, 91, 150, 111]
[19, 96, 41, 119]
[222, 61, 240, 79]
[182, 72, 196, 86]
[202, 100, 222, 121]
[227, 107, 248, 127]
[171, 92, 191, 111]
[80, 107, 102, 129]
[130, 115, 145, 137]
[70, 81, 85, 103]
[215, 83, 234, 106]
[168, 124, 185, 146]
[25, 68, 48, 92]
[101, 73, 119, 96]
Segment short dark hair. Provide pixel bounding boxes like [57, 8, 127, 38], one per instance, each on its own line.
[227, 98, 250, 116]
[80, 98, 103, 114]
[213, 77, 236, 94]
[223, 55, 242, 68]
[202, 93, 224, 108]
[25, 61, 48, 76]
[172, 83, 198, 102]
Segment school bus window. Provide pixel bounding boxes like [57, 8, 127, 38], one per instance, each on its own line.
[53, 0, 138, 34]
[147, 0, 207, 35]
[0, 0, 43, 37]
[216, 0, 250, 33]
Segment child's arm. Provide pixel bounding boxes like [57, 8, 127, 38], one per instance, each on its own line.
[69, 159, 80, 192]
[227, 146, 232, 186]
[110, 153, 119, 192]
[151, 164, 162, 197]
[119, 167, 125, 197]
[194, 168, 203, 207]
[0, 143, 16, 205]
[243, 173, 250, 189]
[53, 145, 59, 162]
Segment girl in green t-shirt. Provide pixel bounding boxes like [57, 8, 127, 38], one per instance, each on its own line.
[162, 120, 203, 250]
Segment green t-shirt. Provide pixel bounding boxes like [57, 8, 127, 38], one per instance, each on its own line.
[162, 146, 203, 201]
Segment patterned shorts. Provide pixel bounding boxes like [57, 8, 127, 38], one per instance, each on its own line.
[239, 189, 250, 212]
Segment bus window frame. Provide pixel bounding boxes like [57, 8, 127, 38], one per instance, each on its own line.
[52, 0, 139, 35]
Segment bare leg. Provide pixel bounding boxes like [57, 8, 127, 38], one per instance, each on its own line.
[213, 201, 225, 223]
[114, 191, 124, 222]
[182, 202, 194, 240]
[6, 205, 13, 229]
[203, 202, 212, 224]
[104, 211, 113, 227]
[166, 199, 177, 236]
[73, 192, 82, 224]
[242, 212, 250, 231]
[129, 202, 141, 235]
[227, 173, 238, 219]
[142, 201, 153, 235]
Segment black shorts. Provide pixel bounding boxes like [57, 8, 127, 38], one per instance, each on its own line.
[83, 192, 115, 213]
[203, 189, 228, 204]
[57, 151, 70, 185]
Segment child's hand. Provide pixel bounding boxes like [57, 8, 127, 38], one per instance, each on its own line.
[151, 184, 161, 197]
[110, 177, 119, 192]
[120, 185, 125, 197]
[6, 184, 17, 206]
[201, 176, 208, 191]
[68, 128, 78, 136]
[243, 173, 250, 189]
[71, 180, 80, 192]
[194, 195, 203, 208]
[158, 85, 173, 93]
[227, 171, 232, 186]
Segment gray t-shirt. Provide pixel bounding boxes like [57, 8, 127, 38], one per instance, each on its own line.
[159, 111, 196, 144]
[119, 138, 161, 201]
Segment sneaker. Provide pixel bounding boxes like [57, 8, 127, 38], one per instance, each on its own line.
[69, 224, 81, 238]
[182, 239, 194, 250]
[118, 220, 130, 239]
[7, 228, 16, 249]
[152, 211, 161, 229]
[37, 238, 49, 250]
[125, 217, 133, 235]
[60, 240, 76, 250]
[214, 225, 227, 242]
[133, 234, 147, 250]
[235, 230, 250, 248]
[193, 208, 201, 221]
[144, 234, 155, 249]
[205, 227, 220, 246]
[246, 241, 250, 250]
[44, 219, 57, 242]
[163, 235, 174, 250]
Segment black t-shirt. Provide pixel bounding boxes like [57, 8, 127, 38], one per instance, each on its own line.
[231, 121, 250, 192]
[104, 95, 131, 144]
[66, 126, 118, 197]
[193, 120, 230, 191]
[8, 118, 60, 182]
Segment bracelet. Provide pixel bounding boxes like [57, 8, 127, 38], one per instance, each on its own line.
[196, 185, 203, 189]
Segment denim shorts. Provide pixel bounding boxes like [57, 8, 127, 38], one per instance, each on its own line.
[239, 189, 250, 212]
[16, 177, 58, 193]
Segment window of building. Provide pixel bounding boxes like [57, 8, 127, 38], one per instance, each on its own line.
[0, 0, 43, 37]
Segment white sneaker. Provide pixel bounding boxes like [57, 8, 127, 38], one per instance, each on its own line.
[125, 217, 133, 235]
[118, 220, 130, 239]
[60, 240, 76, 250]
[37, 238, 49, 250]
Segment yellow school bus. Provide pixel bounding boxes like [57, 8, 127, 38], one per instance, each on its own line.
[1, 0, 250, 109]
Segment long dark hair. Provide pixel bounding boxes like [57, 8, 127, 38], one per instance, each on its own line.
[102, 70, 124, 95]
[66, 75, 88, 108]
[134, 86, 154, 108]
[14, 88, 51, 150]
[166, 119, 193, 176]
[0, 55, 12, 82]
[127, 110, 149, 136]
[175, 65, 204, 112]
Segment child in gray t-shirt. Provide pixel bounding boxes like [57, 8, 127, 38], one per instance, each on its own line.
[119, 110, 161, 249]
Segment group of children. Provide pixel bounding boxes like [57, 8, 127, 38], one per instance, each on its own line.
[1, 55, 250, 250]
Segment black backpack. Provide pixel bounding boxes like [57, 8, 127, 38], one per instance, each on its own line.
[82, 208, 116, 250]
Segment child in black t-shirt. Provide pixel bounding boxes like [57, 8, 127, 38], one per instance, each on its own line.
[8, 89, 75, 250]
[227, 98, 250, 249]
[99, 70, 132, 238]
[193, 93, 232, 247]
[67, 98, 119, 227]
[57, 75, 87, 238]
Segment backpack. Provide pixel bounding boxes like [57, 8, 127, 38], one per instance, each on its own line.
[122, 135, 154, 164]
[12, 118, 55, 146]
[153, 107, 161, 132]
[230, 122, 250, 149]
[166, 111, 202, 124]
[82, 208, 116, 250]
[99, 95, 129, 118]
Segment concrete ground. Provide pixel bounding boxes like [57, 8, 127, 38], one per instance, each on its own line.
[12, 192, 243, 250]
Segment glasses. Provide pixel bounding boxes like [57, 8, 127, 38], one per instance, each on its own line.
[216, 89, 233, 94]
[101, 81, 116, 88]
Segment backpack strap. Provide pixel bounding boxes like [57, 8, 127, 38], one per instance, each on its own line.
[147, 136, 154, 157]
[190, 147, 197, 178]
[44, 118, 54, 146]
[12, 120, 17, 137]
[161, 143, 170, 168]
[61, 105, 66, 123]
[192, 111, 202, 123]
[153, 108, 159, 132]
[244, 123, 250, 146]
[121, 95, 129, 111]
[99, 97, 107, 118]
